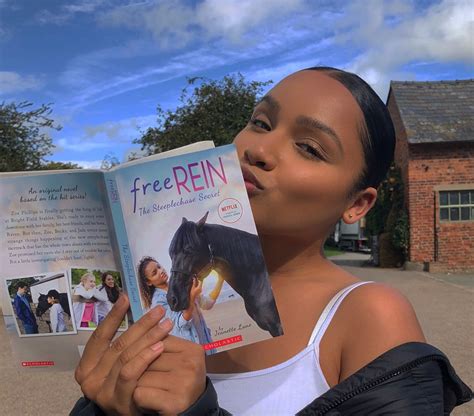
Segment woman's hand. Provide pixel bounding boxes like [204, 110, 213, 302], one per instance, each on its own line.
[134, 335, 207, 415]
[74, 294, 173, 416]
[190, 277, 203, 302]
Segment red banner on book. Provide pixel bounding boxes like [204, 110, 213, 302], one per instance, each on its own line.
[21, 361, 55, 367]
[203, 335, 243, 350]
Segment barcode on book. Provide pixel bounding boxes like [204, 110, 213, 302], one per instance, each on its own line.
[203, 335, 243, 350]
[21, 361, 55, 367]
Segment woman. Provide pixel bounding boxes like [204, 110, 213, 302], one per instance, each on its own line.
[71, 67, 471, 415]
[72, 272, 98, 329]
[138, 256, 223, 346]
[94, 272, 121, 324]
[46, 289, 67, 333]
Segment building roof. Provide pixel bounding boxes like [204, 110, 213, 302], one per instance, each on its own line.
[389, 80, 474, 144]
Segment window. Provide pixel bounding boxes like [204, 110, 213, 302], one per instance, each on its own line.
[439, 190, 474, 221]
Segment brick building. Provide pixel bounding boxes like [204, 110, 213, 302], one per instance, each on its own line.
[387, 80, 474, 273]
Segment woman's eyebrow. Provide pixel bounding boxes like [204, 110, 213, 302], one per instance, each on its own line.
[295, 115, 343, 154]
[256, 95, 280, 113]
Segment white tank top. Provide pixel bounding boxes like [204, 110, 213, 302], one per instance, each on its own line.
[208, 281, 373, 415]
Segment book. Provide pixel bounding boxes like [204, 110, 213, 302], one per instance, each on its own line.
[0, 142, 282, 370]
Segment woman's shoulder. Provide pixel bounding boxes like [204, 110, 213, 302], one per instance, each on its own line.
[151, 287, 167, 302]
[333, 281, 426, 382]
[74, 284, 85, 293]
[341, 281, 417, 315]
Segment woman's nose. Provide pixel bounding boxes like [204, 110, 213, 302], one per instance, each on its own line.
[242, 136, 280, 171]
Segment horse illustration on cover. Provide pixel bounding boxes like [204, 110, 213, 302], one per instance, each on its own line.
[167, 212, 283, 337]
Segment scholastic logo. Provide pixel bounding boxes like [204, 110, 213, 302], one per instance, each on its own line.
[203, 335, 243, 350]
[21, 361, 55, 367]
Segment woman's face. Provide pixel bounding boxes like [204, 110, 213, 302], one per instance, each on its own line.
[84, 277, 95, 290]
[144, 261, 168, 288]
[233, 70, 367, 239]
[104, 275, 115, 288]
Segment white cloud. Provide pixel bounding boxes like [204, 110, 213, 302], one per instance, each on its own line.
[0, 71, 43, 94]
[59, 9, 327, 110]
[83, 114, 157, 141]
[59, 43, 267, 109]
[335, 0, 474, 98]
[52, 0, 472, 111]
[36, 0, 109, 25]
[242, 36, 335, 84]
[53, 114, 156, 160]
[55, 138, 111, 152]
[195, 0, 304, 43]
[99, 0, 304, 48]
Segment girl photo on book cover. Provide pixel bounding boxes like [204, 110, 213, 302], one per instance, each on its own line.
[70, 268, 127, 331]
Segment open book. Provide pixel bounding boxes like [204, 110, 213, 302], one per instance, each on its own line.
[0, 142, 282, 370]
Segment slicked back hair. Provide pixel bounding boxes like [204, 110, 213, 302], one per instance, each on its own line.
[304, 67, 395, 194]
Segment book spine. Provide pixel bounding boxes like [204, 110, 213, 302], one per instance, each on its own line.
[103, 172, 143, 321]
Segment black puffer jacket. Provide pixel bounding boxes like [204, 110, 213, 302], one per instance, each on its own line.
[70, 342, 472, 415]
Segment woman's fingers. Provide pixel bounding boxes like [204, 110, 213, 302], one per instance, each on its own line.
[141, 337, 205, 378]
[98, 341, 166, 415]
[190, 278, 203, 300]
[75, 294, 130, 383]
[76, 301, 167, 388]
[114, 318, 174, 370]
[92, 305, 168, 376]
[133, 335, 207, 415]
[116, 341, 165, 396]
[97, 318, 173, 414]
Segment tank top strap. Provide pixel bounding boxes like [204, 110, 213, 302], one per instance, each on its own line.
[307, 281, 374, 346]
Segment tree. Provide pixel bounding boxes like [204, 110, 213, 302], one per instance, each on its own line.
[0, 101, 61, 172]
[38, 161, 81, 170]
[366, 164, 409, 266]
[135, 74, 271, 155]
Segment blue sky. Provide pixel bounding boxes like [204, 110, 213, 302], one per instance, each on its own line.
[1, 0, 472, 168]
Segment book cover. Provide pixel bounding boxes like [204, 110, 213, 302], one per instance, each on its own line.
[112, 144, 282, 353]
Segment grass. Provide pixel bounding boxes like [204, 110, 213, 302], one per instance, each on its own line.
[324, 246, 344, 257]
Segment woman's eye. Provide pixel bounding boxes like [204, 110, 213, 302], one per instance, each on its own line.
[250, 118, 271, 131]
[296, 143, 324, 160]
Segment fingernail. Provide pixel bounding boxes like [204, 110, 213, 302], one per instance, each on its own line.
[159, 318, 173, 330]
[151, 341, 164, 352]
[150, 306, 163, 318]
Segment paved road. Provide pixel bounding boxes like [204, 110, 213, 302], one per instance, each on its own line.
[331, 252, 473, 416]
[0, 253, 472, 415]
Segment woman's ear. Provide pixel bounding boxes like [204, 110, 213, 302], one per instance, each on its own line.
[342, 187, 377, 224]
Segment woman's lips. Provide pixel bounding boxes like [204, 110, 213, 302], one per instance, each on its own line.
[241, 165, 264, 194]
